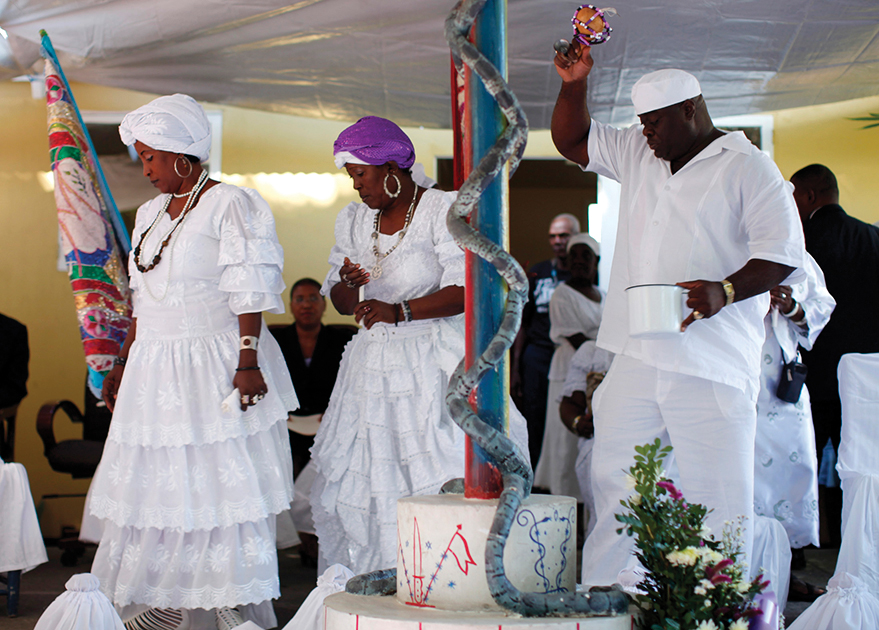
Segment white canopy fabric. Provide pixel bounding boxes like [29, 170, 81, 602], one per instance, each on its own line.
[2, 0, 879, 128]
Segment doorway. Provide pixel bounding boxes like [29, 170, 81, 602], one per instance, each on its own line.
[436, 158, 597, 271]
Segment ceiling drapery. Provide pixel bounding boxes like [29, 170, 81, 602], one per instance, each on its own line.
[2, 0, 878, 128]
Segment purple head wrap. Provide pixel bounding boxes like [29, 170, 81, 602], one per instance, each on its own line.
[333, 116, 416, 170]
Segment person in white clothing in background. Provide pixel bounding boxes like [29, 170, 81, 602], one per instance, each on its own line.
[753, 252, 834, 602]
[551, 44, 806, 586]
[534, 233, 603, 500]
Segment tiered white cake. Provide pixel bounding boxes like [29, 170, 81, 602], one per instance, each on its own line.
[323, 494, 634, 629]
[395, 494, 577, 611]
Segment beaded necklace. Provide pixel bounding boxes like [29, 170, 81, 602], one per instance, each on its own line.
[132, 170, 209, 274]
[371, 184, 418, 279]
[140, 220, 184, 303]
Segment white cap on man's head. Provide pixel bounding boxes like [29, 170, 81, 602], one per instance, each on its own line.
[631, 69, 701, 116]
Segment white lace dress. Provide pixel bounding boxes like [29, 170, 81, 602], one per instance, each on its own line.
[753, 255, 834, 551]
[312, 189, 530, 575]
[85, 183, 298, 621]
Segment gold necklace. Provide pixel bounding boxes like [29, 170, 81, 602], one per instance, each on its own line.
[370, 184, 418, 279]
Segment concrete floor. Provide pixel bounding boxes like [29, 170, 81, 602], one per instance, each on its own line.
[3, 544, 837, 628]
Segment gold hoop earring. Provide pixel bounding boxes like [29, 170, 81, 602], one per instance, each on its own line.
[174, 155, 193, 179]
[383, 173, 401, 199]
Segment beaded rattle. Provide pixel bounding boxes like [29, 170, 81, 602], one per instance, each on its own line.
[554, 5, 616, 55]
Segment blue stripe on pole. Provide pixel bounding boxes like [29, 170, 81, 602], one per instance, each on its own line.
[470, 0, 510, 464]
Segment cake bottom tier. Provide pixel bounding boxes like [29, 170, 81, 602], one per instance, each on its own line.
[324, 592, 636, 629]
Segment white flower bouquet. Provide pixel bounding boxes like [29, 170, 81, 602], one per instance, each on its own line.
[615, 440, 772, 630]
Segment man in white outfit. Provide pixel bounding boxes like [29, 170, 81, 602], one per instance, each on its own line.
[551, 44, 806, 586]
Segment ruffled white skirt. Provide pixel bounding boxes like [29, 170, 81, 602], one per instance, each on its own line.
[310, 315, 530, 576]
[310, 317, 467, 575]
[86, 319, 297, 614]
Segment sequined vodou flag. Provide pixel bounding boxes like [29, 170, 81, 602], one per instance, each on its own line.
[44, 50, 132, 396]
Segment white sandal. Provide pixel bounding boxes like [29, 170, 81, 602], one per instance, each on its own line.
[124, 608, 190, 630]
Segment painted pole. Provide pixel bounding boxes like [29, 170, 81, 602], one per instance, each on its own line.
[462, 0, 509, 499]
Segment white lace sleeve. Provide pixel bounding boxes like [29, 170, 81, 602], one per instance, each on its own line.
[321, 202, 360, 296]
[216, 187, 286, 315]
[431, 191, 465, 289]
[795, 253, 836, 350]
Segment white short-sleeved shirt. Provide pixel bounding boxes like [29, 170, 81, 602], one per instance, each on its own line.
[585, 120, 805, 397]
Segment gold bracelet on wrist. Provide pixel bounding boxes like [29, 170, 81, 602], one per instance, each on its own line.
[721, 279, 735, 307]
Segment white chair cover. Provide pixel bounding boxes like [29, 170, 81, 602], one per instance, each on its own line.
[786, 570, 879, 629]
[751, 515, 791, 615]
[282, 564, 354, 630]
[788, 353, 879, 630]
[0, 457, 48, 573]
[34, 573, 124, 630]
[289, 458, 317, 535]
[836, 353, 879, 482]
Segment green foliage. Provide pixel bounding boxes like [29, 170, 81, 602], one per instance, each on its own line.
[614, 440, 768, 630]
[849, 113, 879, 130]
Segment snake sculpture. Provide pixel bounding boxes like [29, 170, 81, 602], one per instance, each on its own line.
[348, 0, 629, 618]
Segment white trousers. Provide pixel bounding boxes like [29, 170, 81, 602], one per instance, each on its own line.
[582, 354, 757, 586]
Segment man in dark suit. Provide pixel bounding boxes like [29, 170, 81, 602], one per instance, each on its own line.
[510, 213, 579, 466]
[270, 278, 355, 477]
[0, 313, 29, 411]
[791, 163, 879, 545]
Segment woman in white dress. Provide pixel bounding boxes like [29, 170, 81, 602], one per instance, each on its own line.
[89, 94, 298, 630]
[534, 233, 603, 499]
[310, 116, 528, 576]
[753, 253, 834, 598]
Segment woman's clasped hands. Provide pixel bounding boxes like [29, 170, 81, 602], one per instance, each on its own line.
[341, 257, 400, 329]
[340, 257, 369, 289]
[354, 299, 399, 329]
[339, 257, 399, 330]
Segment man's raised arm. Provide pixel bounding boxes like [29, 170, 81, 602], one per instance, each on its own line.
[551, 43, 595, 167]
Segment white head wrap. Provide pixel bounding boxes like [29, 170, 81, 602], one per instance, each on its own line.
[631, 69, 702, 116]
[566, 232, 600, 257]
[333, 151, 370, 169]
[119, 94, 211, 162]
